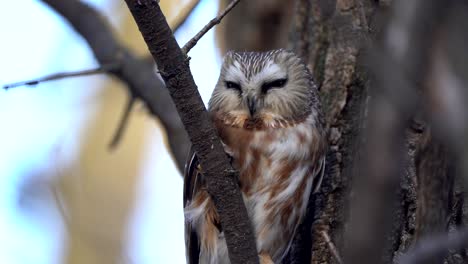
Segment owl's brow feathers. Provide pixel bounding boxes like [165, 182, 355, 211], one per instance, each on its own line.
[227, 49, 289, 80]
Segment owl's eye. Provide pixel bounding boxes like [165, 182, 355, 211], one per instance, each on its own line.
[225, 81, 241, 91]
[261, 78, 288, 93]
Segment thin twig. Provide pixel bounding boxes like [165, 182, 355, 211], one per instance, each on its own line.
[171, 0, 201, 32]
[181, 0, 240, 54]
[3, 64, 119, 89]
[321, 231, 344, 264]
[109, 96, 136, 150]
[51, 182, 70, 230]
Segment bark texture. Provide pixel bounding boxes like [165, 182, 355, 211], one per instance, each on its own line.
[306, 1, 373, 263]
[414, 131, 454, 264]
[288, 0, 464, 263]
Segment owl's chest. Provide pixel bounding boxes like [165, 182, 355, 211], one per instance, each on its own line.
[219, 124, 314, 195]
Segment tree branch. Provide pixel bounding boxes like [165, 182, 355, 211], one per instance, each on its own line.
[181, 0, 240, 54]
[40, 0, 190, 173]
[321, 231, 343, 264]
[123, 1, 258, 264]
[3, 64, 119, 89]
[109, 95, 136, 150]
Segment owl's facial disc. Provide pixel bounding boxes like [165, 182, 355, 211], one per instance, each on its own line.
[224, 59, 288, 115]
[240, 63, 289, 117]
[209, 49, 314, 125]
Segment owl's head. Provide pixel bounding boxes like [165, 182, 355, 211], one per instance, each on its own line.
[209, 49, 319, 129]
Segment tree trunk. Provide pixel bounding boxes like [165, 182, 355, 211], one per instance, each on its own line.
[305, 0, 374, 262]
[289, 0, 463, 263]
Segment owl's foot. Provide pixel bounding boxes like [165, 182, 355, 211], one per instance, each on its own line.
[259, 251, 274, 264]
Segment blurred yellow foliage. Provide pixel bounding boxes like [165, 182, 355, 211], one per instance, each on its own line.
[61, 1, 197, 263]
[160, 0, 192, 24]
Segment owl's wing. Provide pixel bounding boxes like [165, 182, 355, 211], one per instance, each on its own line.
[282, 155, 326, 262]
[183, 147, 201, 264]
[312, 155, 326, 193]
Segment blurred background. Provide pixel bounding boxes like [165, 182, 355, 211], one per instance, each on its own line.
[3, 1, 465, 264]
[0, 0, 221, 263]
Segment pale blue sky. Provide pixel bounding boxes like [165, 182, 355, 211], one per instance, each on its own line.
[0, 0, 219, 263]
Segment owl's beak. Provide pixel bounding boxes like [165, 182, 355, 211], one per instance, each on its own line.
[247, 97, 257, 116]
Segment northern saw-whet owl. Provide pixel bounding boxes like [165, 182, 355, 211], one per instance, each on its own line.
[184, 49, 327, 264]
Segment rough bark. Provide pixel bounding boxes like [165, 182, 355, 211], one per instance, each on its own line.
[392, 125, 420, 259]
[123, 1, 259, 263]
[343, 0, 456, 262]
[414, 130, 454, 264]
[305, 1, 373, 263]
[291, 0, 460, 263]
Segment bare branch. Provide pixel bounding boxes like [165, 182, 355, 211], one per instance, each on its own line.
[51, 181, 70, 230]
[181, 0, 240, 54]
[3, 64, 118, 89]
[321, 231, 343, 264]
[109, 96, 136, 150]
[171, 0, 201, 32]
[40, 0, 190, 173]
[123, 1, 258, 263]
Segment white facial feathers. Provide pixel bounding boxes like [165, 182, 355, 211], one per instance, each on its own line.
[209, 49, 319, 122]
[252, 62, 286, 84]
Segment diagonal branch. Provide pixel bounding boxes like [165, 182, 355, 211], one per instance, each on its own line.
[109, 95, 136, 150]
[3, 64, 119, 89]
[123, 1, 258, 264]
[181, 0, 240, 54]
[321, 231, 343, 264]
[40, 0, 190, 173]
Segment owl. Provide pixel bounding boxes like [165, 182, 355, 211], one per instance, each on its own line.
[184, 49, 326, 264]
